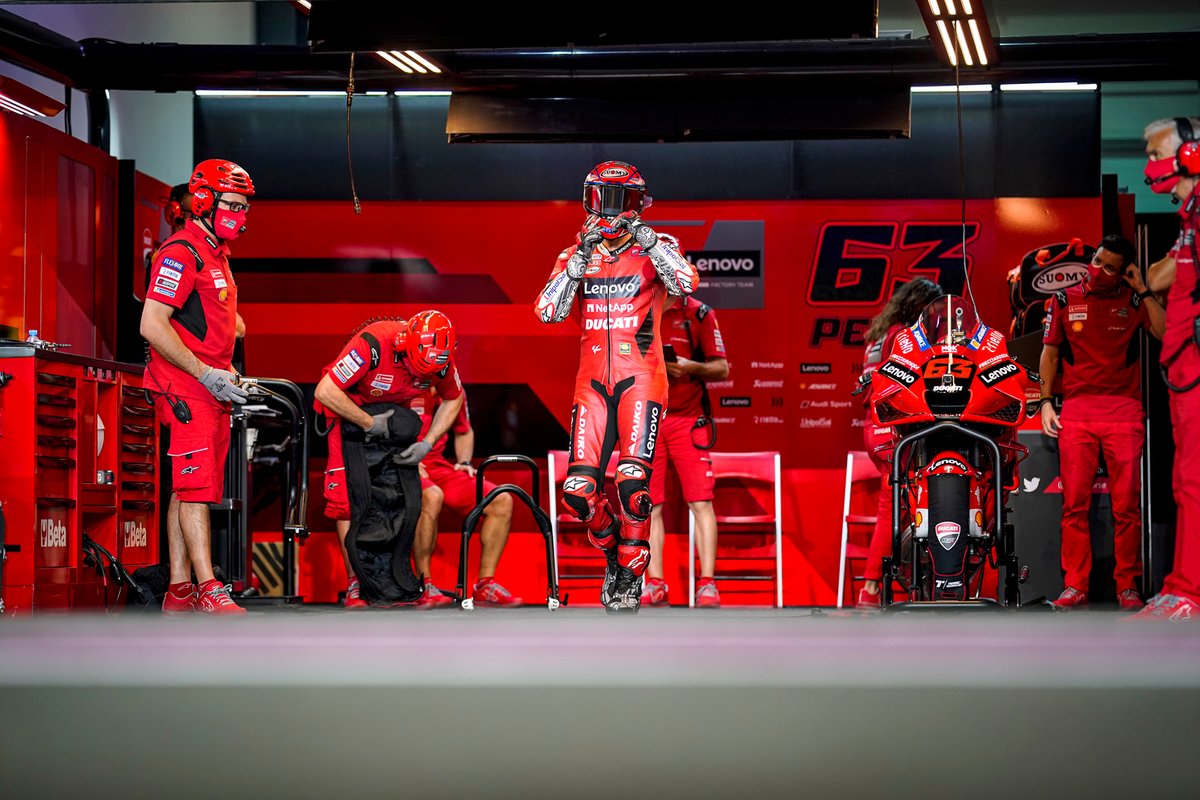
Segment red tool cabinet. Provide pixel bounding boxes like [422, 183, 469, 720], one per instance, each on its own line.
[0, 343, 159, 613]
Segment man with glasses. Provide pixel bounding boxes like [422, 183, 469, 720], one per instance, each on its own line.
[140, 159, 255, 615]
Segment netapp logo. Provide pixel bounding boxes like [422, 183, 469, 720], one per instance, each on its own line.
[123, 520, 148, 548]
[583, 276, 641, 298]
[751, 361, 784, 369]
[801, 363, 832, 374]
[721, 397, 751, 407]
[753, 380, 784, 389]
[40, 518, 67, 548]
[692, 250, 762, 277]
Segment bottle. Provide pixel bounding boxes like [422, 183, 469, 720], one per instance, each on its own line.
[25, 329, 40, 345]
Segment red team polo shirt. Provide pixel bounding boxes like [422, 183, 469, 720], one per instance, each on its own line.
[1164, 230, 1200, 368]
[321, 319, 463, 411]
[660, 297, 726, 417]
[1043, 283, 1150, 420]
[145, 221, 239, 402]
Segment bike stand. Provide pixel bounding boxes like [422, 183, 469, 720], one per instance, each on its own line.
[454, 455, 562, 611]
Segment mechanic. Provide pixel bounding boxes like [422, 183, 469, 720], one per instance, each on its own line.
[141, 159, 254, 615]
[1040, 235, 1163, 610]
[536, 161, 698, 612]
[314, 312, 464, 609]
[856, 278, 943, 609]
[1142, 116, 1200, 620]
[642, 241, 729, 608]
[409, 388, 523, 606]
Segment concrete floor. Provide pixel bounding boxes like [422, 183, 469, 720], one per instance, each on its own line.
[0, 608, 1196, 799]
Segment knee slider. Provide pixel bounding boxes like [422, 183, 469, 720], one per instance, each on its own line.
[616, 460, 652, 522]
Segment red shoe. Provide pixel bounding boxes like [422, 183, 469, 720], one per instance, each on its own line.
[695, 580, 720, 608]
[640, 578, 669, 606]
[856, 587, 881, 609]
[1051, 586, 1088, 609]
[415, 581, 454, 609]
[472, 578, 524, 607]
[196, 580, 247, 616]
[1131, 594, 1200, 621]
[162, 583, 197, 615]
[344, 578, 369, 609]
[1117, 589, 1144, 611]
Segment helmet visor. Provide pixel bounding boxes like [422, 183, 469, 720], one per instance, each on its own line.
[583, 185, 646, 217]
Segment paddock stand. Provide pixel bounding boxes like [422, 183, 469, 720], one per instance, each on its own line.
[455, 455, 561, 611]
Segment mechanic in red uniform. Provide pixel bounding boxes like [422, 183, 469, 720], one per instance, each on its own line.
[855, 279, 943, 608]
[313, 312, 464, 609]
[140, 159, 254, 615]
[1040, 235, 1164, 610]
[409, 389, 522, 606]
[642, 239, 729, 607]
[1142, 116, 1200, 620]
[536, 161, 699, 613]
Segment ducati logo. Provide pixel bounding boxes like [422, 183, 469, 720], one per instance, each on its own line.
[936, 521, 961, 550]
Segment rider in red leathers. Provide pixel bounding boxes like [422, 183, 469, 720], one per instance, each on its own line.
[536, 161, 699, 612]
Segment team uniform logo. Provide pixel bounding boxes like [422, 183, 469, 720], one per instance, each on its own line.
[936, 521, 961, 550]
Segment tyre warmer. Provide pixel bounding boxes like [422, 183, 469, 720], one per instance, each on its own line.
[341, 403, 425, 604]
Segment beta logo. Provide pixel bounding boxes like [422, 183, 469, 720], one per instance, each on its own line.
[39, 518, 67, 548]
[123, 520, 148, 548]
[935, 521, 961, 551]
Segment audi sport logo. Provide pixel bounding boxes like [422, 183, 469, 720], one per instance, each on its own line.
[617, 464, 646, 480]
[1031, 263, 1089, 294]
[600, 167, 629, 178]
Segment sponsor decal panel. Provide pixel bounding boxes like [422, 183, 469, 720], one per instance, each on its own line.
[801, 363, 832, 374]
[720, 397, 751, 407]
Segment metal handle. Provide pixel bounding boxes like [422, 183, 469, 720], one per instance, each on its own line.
[475, 454, 540, 507]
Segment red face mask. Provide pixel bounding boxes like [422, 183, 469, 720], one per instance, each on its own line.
[1087, 263, 1122, 293]
[1144, 156, 1181, 195]
[213, 208, 247, 240]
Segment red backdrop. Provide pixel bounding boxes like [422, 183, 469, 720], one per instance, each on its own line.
[234, 197, 1100, 605]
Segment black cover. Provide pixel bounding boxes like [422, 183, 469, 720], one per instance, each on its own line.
[1007, 239, 1096, 338]
[341, 403, 424, 604]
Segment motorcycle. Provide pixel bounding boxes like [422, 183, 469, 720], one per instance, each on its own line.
[858, 295, 1040, 608]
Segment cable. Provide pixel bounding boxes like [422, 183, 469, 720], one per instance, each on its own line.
[346, 52, 362, 215]
[953, 22, 978, 311]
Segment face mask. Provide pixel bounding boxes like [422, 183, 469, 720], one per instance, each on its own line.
[1144, 157, 1182, 195]
[213, 208, 247, 240]
[1087, 263, 1122, 293]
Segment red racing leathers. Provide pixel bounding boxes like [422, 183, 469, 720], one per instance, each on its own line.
[536, 232, 698, 579]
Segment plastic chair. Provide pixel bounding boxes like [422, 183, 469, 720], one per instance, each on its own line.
[837, 450, 881, 608]
[547, 450, 621, 594]
[689, 451, 783, 607]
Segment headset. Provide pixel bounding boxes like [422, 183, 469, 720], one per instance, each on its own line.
[162, 183, 188, 229]
[1176, 117, 1200, 177]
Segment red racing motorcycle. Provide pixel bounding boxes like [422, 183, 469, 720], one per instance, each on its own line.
[862, 296, 1039, 608]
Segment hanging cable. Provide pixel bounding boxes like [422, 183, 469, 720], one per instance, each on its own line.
[953, 21, 978, 311]
[346, 52, 362, 215]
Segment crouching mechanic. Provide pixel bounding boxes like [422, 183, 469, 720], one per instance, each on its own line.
[536, 160, 698, 613]
[411, 390, 523, 606]
[643, 236, 729, 607]
[314, 312, 463, 609]
[140, 159, 254, 615]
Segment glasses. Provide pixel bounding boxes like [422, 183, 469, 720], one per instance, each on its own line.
[218, 199, 251, 213]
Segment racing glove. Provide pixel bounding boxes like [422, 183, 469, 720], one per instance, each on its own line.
[365, 409, 394, 437]
[200, 367, 249, 404]
[393, 440, 433, 466]
[627, 218, 698, 298]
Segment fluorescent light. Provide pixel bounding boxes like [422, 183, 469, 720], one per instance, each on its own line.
[390, 51, 426, 74]
[911, 84, 993, 93]
[954, 20, 973, 66]
[376, 50, 413, 73]
[961, 0, 974, 13]
[935, 19, 957, 67]
[968, 19, 988, 66]
[404, 51, 442, 75]
[1000, 82, 1098, 92]
[0, 91, 46, 116]
[195, 89, 361, 97]
[296, 0, 311, 8]
[945, 0, 956, 13]
[927, 0, 942, 15]
[393, 90, 452, 97]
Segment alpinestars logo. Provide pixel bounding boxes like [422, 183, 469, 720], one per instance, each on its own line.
[181, 465, 200, 475]
[563, 476, 590, 494]
[617, 463, 646, 480]
[627, 549, 650, 571]
[40, 519, 67, 548]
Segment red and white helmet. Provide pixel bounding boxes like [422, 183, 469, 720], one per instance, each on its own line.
[583, 160, 651, 219]
[404, 310, 456, 375]
[189, 159, 254, 215]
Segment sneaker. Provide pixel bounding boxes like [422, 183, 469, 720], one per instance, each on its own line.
[641, 578, 669, 606]
[1051, 586, 1088, 609]
[604, 566, 643, 614]
[695, 581, 721, 609]
[472, 578, 524, 607]
[1131, 593, 1200, 621]
[415, 581, 454, 609]
[344, 577, 369, 609]
[196, 580, 247, 616]
[1117, 589, 1145, 611]
[599, 547, 620, 607]
[856, 586, 881, 609]
[162, 583, 197, 615]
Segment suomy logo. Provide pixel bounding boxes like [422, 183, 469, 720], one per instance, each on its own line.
[1031, 263, 1088, 294]
[600, 167, 629, 179]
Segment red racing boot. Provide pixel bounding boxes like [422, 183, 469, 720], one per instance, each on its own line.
[472, 577, 524, 607]
[196, 579, 247, 616]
